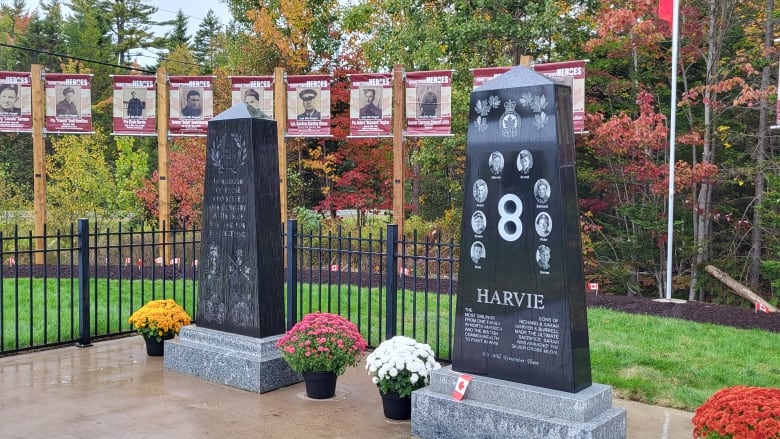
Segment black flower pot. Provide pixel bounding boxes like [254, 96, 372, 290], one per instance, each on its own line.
[143, 334, 174, 356]
[380, 390, 412, 420]
[302, 371, 338, 399]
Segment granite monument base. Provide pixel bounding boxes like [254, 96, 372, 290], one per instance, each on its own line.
[163, 325, 301, 393]
[412, 366, 626, 439]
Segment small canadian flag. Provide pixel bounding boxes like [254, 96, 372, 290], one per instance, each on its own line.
[588, 282, 599, 294]
[154, 256, 164, 266]
[452, 374, 473, 401]
[756, 302, 770, 314]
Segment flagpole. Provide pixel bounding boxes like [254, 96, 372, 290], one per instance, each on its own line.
[664, 0, 680, 301]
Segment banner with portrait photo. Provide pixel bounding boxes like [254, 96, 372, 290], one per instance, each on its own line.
[532, 60, 586, 133]
[348, 73, 392, 137]
[286, 74, 331, 137]
[230, 76, 273, 118]
[111, 75, 156, 136]
[405, 70, 452, 137]
[169, 76, 215, 136]
[471, 67, 511, 89]
[0, 71, 32, 133]
[45, 73, 93, 133]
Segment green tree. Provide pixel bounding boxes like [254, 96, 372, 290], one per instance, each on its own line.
[11, 0, 66, 70]
[102, 0, 165, 65]
[46, 131, 119, 229]
[193, 9, 224, 74]
[114, 136, 150, 224]
[165, 9, 190, 50]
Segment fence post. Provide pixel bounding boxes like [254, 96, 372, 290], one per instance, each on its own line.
[286, 219, 298, 330]
[385, 224, 398, 339]
[77, 218, 92, 347]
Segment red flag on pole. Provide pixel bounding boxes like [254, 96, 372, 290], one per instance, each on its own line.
[756, 302, 770, 314]
[658, 0, 673, 24]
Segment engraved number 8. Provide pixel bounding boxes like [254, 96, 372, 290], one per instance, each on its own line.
[497, 194, 523, 241]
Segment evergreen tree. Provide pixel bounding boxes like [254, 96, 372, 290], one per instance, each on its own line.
[166, 9, 190, 50]
[12, 0, 66, 70]
[101, 0, 166, 66]
[192, 9, 222, 74]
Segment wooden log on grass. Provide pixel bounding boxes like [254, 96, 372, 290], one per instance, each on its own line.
[705, 265, 777, 312]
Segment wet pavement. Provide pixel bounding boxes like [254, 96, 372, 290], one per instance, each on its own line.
[0, 337, 693, 438]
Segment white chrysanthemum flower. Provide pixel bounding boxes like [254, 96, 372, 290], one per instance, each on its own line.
[365, 337, 442, 393]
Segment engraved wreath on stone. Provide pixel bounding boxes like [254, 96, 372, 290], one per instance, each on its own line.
[209, 133, 248, 174]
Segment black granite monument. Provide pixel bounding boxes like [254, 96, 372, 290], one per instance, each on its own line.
[452, 66, 591, 393]
[197, 103, 285, 338]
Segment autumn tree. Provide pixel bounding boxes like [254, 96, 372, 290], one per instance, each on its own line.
[137, 138, 205, 229]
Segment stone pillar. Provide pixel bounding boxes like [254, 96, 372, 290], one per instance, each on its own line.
[164, 103, 299, 393]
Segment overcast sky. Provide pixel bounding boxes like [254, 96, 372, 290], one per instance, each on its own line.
[22, 0, 233, 36]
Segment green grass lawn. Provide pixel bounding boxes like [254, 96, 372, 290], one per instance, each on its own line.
[1, 278, 197, 349]
[588, 306, 780, 411]
[3, 277, 779, 411]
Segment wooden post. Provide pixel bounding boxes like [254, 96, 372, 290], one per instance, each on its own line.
[31, 64, 46, 264]
[156, 68, 171, 263]
[274, 67, 287, 225]
[392, 64, 405, 237]
[519, 55, 533, 67]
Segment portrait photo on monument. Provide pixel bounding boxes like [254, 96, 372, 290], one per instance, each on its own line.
[471, 210, 486, 235]
[516, 149, 534, 174]
[472, 179, 488, 204]
[470, 241, 485, 265]
[297, 88, 321, 120]
[535, 212, 552, 238]
[536, 244, 551, 270]
[417, 83, 440, 117]
[489, 151, 504, 176]
[534, 178, 551, 204]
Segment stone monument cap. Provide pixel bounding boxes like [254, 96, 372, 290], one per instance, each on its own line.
[476, 65, 553, 91]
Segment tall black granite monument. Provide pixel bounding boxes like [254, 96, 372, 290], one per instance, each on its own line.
[164, 103, 300, 393]
[451, 66, 591, 392]
[412, 67, 625, 438]
[196, 103, 285, 338]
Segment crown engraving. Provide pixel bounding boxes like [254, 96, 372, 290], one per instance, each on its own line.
[504, 100, 517, 113]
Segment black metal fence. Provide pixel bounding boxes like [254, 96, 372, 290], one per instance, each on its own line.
[0, 219, 459, 360]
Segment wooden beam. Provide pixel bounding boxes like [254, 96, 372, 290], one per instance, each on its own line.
[392, 64, 405, 236]
[31, 64, 46, 264]
[274, 67, 287, 225]
[156, 68, 171, 263]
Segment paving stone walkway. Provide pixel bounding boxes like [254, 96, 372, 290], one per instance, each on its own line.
[0, 337, 693, 438]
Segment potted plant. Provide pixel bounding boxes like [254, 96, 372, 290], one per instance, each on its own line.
[128, 299, 191, 356]
[693, 386, 780, 439]
[365, 335, 441, 419]
[276, 312, 367, 399]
